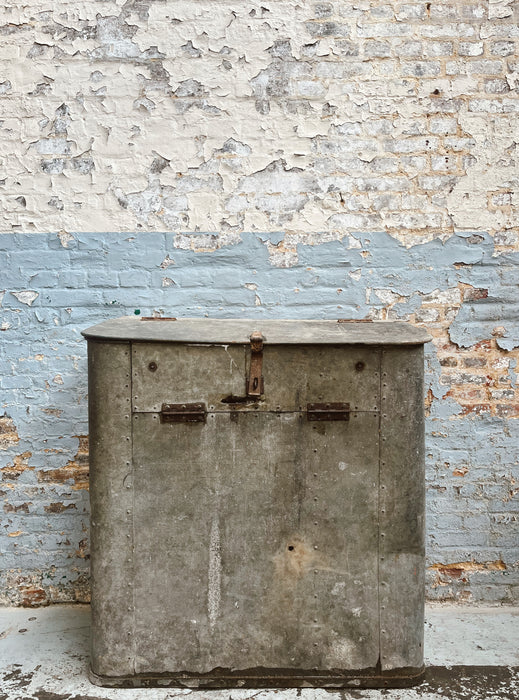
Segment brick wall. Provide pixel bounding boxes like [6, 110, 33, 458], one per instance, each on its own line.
[1, 1, 518, 604]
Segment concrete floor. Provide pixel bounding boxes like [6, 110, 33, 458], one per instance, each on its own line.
[0, 604, 518, 699]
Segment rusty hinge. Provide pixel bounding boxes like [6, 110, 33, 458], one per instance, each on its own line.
[160, 402, 206, 423]
[307, 402, 350, 421]
[246, 331, 264, 398]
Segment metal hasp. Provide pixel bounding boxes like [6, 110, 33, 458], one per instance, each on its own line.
[307, 402, 350, 421]
[160, 403, 206, 423]
[82, 317, 431, 690]
[246, 330, 264, 397]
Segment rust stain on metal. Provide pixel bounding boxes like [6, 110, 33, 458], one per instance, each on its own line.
[273, 538, 324, 580]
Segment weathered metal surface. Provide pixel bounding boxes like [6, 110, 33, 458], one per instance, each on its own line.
[87, 319, 427, 687]
[132, 343, 380, 413]
[88, 341, 134, 678]
[130, 411, 380, 680]
[132, 343, 246, 413]
[379, 346, 426, 672]
[82, 318, 432, 345]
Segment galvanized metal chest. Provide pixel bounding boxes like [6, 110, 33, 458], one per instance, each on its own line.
[82, 317, 431, 689]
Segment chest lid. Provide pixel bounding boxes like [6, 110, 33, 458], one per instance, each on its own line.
[82, 317, 431, 345]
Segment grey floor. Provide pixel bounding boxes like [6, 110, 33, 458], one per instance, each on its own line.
[0, 604, 518, 699]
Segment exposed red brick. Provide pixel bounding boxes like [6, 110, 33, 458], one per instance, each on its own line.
[430, 560, 507, 577]
[0, 415, 20, 450]
[463, 357, 487, 368]
[37, 436, 89, 490]
[459, 403, 492, 415]
[20, 588, 48, 607]
[463, 287, 488, 301]
[496, 404, 519, 418]
[472, 339, 493, 351]
[1, 452, 33, 481]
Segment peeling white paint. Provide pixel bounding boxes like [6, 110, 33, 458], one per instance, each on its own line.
[11, 291, 38, 306]
[0, 1, 516, 249]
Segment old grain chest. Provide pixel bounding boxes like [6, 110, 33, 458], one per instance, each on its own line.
[82, 317, 431, 689]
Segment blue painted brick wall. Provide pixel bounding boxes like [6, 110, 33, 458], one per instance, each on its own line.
[1, 231, 518, 604]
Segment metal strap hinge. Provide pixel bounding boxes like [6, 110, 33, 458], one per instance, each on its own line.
[160, 403, 207, 423]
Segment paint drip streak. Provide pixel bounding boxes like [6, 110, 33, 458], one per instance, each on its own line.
[208, 517, 221, 630]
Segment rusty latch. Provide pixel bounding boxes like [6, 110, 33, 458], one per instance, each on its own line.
[160, 403, 207, 423]
[307, 403, 350, 421]
[246, 331, 264, 397]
